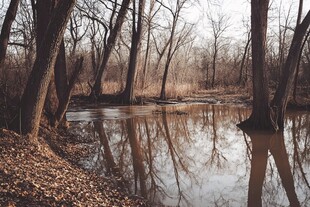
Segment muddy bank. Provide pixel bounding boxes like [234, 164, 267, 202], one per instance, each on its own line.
[0, 128, 149, 207]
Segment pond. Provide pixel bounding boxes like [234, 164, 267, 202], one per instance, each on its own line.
[66, 104, 310, 207]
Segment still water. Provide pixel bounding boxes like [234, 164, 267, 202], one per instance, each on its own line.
[67, 104, 310, 207]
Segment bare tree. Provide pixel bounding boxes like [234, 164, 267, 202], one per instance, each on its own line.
[88, 17, 105, 81]
[141, 0, 161, 91]
[84, 0, 131, 98]
[207, 10, 230, 88]
[68, 9, 88, 57]
[275, 1, 294, 83]
[159, 0, 194, 100]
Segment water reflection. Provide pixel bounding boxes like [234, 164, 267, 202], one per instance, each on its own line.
[245, 131, 300, 207]
[67, 104, 310, 206]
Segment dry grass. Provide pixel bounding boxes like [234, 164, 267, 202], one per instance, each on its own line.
[72, 81, 200, 99]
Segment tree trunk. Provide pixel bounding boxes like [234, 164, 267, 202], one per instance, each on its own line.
[238, 33, 251, 86]
[53, 56, 83, 128]
[36, 0, 68, 118]
[36, 0, 57, 116]
[211, 45, 217, 88]
[159, 19, 177, 100]
[293, 30, 310, 102]
[141, 0, 157, 92]
[205, 61, 209, 89]
[271, 11, 310, 129]
[18, 0, 75, 138]
[36, 0, 54, 53]
[54, 40, 68, 107]
[121, 0, 145, 104]
[237, 0, 275, 131]
[0, 0, 20, 67]
[160, 56, 172, 100]
[91, 0, 131, 98]
[141, 21, 152, 92]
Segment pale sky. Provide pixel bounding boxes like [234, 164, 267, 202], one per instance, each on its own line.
[187, 0, 310, 43]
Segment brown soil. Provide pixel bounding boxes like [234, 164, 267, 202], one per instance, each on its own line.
[0, 128, 149, 207]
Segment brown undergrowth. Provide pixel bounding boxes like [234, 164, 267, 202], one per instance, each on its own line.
[0, 128, 149, 207]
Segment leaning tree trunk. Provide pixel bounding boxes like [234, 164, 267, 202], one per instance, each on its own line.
[271, 11, 310, 129]
[238, 33, 251, 86]
[159, 20, 177, 100]
[36, 0, 58, 115]
[91, 0, 131, 98]
[0, 0, 20, 67]
[237, 0, 276, 131]
[159, 56, 172, 100]
[52, 56, 84, 128]
[18, 0, 75, 138]
[54, 40, 69, 110]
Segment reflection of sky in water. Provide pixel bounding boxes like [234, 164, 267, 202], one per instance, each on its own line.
[67, 104, 310, 207]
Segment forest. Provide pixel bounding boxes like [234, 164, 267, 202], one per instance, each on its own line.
[0, 0, 309, 206]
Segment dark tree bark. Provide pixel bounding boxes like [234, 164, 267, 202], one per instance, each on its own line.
[36, 0, 57, 115]
[36, 0, 68, 117]
[0, 0, 20, 67]
[121, 0, 145, 104]
[237, 0, 275, 131]
[90, 0, 131, 98]
[36, 0, 54, 53]
[18, 0, 75, 138]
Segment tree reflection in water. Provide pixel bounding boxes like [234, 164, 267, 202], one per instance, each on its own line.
[68, 104, 310, 206]
[244, 130, 300, 207]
